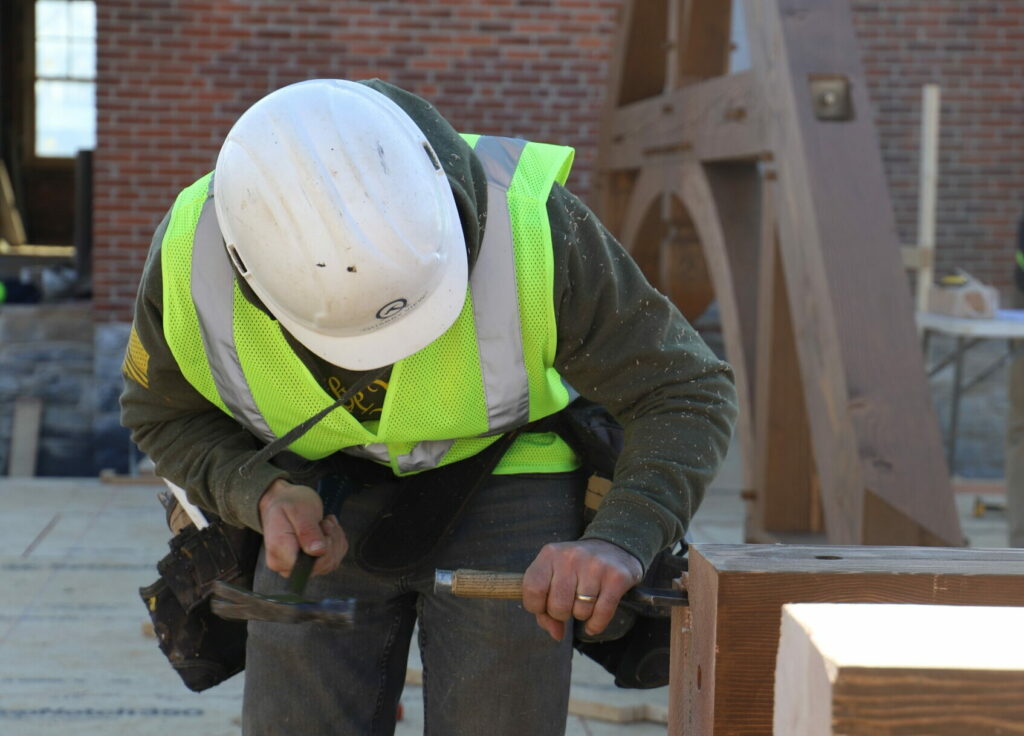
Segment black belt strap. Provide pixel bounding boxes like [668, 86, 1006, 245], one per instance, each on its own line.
[353, 426, 531, 576]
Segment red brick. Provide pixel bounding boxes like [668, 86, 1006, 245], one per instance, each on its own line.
[92, 0, 1022, 320]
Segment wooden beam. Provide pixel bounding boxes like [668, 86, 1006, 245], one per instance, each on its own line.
[406, 665, 669, 725]
[568, 698, 668, 726]
[752, 180, 819, 535]
[618, 160, 760, 490]
[901, 244, 934, 270]
[602, 72, 768, 170]
[703, 162, 762, 491]
[0, 238, 75, 258]
[743, 0, 961, 545]
[619, 164, 714, 321]
[674, 544, 1024, 736]
[914, 84, 941, 314]
[0, 160, 27, 247]
[597, 0, 961, 549]
[704, 163, 761, 412]
[8, 396, 42, 477]
[673, 0, 732, 87]
[775, 603, 1024, 735]
[615, 0, 669, 106]
[667, 577, 692, 736]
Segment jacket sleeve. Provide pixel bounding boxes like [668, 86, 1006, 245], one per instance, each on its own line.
[548, 184, 738, 570]
[119, 211, 289, 532]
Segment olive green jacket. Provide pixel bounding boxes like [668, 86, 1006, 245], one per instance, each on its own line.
[120, 80, 737, 571]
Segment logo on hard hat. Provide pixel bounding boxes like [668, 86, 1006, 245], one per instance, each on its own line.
[376, 299, 408, 320]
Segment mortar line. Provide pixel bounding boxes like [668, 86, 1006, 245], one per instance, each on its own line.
[0, 483, 118, 655]
[21, 513, 62, 558]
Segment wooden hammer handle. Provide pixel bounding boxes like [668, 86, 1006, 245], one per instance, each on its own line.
[448, 569, 524, 599]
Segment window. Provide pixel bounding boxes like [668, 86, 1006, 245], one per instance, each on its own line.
[34, 0, 96, 158]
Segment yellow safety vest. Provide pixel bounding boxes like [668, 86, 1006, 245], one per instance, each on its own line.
[161, 134, 579, 475]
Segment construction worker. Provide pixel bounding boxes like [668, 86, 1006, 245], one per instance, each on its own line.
[121, 79, 736, 735]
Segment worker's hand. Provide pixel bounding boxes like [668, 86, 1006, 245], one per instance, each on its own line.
[522, 539, 644, 641]
[258, 479, 348, 578]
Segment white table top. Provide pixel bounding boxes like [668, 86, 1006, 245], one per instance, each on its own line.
[917, 310, 1024, 339]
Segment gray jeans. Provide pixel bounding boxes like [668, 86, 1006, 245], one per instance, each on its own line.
[242, 471, 586, 735]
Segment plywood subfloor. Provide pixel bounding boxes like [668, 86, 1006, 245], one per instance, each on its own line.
[0, 440, 1007, 735]
[0, 478, 687, 736]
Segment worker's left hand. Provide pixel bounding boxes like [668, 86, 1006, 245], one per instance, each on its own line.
[522, 539, 644, 641]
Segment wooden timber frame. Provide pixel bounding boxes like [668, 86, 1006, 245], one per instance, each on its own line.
[595, 0, 962, 546]
[670, 544, 1024, 735]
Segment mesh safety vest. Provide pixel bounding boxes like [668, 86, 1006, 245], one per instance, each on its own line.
[161, 134, 580, 476]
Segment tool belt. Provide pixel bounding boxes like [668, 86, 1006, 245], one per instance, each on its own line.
[542, 398, 687, 689]
[354, 398, 686, 689]
[139, 512, 260, 692]
[141, 398, 684, 692]
[572, 541, 686, 689]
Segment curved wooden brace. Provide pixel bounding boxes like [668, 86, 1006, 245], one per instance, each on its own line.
[678, 161, 755, 486]
[620, 162, 755, 486]
[619, 165, 712, 320]
[619, 166, 665, 259]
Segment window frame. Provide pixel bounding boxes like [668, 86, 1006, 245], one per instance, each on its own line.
[24, 0, 97, 165]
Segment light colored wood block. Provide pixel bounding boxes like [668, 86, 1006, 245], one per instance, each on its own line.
[774, 603, 1024, 735]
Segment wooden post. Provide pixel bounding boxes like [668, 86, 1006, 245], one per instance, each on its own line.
[915, 84, 941, 316]
[751, 181, 819, 536]
[595, 0, 962, 546]
[8, 396, 42, 477]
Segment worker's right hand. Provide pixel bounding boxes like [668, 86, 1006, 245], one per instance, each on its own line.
[258, 478, 348, 578]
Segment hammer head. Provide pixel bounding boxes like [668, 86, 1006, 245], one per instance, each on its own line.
[211, 581, 356, 628]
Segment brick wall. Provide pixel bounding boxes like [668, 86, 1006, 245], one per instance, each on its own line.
[93, 0, 619, 321]
[94, 1, 1024, 322]
[851, 1, 1024, 293]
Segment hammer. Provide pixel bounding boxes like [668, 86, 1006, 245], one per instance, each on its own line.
[210, 474, 358, 628]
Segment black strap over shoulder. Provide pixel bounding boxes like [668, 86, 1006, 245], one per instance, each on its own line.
[353, 427, 528, 575]
[353, 399, 622, 576]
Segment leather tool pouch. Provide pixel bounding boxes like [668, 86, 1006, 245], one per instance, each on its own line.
[139, 516, 260, 692]
[572, 543, 687, 689]
[139, 471, 363, 692]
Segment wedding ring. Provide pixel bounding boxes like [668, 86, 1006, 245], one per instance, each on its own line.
[575, 592, 598, 603]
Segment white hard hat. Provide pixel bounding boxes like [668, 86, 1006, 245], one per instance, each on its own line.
[214, 79, 467, 370]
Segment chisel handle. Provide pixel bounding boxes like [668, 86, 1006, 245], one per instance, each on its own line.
[288, 550, 317, 596]
[286, 473, 357, 596]
[435, 569, 524, 599]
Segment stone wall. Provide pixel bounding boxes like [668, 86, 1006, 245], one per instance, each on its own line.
[0, 304, 131, 477]
[0, 305, 1009, 479]
[94, 322, 133, 474]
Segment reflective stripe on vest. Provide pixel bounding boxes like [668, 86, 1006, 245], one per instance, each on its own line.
[183, 136, 565, 473]
[192, 188, 460, 472]
[191, 177, 275, 442]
